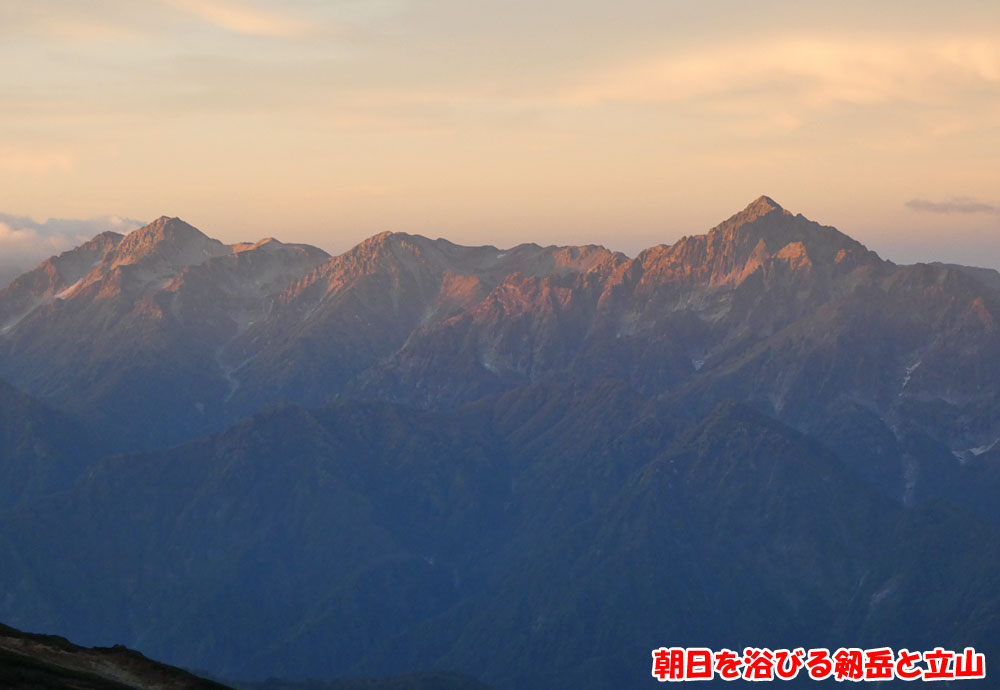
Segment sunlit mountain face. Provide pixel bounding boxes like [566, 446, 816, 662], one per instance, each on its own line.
[1, 198, 999, 689]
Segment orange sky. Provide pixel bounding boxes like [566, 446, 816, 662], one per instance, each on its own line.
[2, 0, 999, 267]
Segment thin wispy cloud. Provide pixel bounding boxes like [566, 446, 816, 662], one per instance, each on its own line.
[906, 197, 1000, 215]
[0, 146, 74, 174]
[0, 0, 312, 42]
[35, 16, 139, 41]
[162, 0, 307, 37]
[560, 36, 1000, 117]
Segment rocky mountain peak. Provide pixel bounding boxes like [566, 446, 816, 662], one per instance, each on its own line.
[700, 195, 788, 243]
[342, 230, 620, 282]
[110, 216, 229, 270]
[721, 197, 881, 267]
[358, 230, 397, 250]
[637, 197, 880, 286]
[710, 197, 872, 261]
[737, 194, 785, 223]
[89, 229, 127, 246]
[232, 237, 289, 254]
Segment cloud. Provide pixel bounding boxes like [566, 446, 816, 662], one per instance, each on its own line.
[559, 35, 1000, 116]
[161, 0, 307, 37]
[905, 198, 1000, 215]
[0, 0, 308, 42]
[0, 147, 75, 174]
[0, 214, 144, 285]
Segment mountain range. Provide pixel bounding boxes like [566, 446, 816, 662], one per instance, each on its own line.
[1, 197, 999, 688]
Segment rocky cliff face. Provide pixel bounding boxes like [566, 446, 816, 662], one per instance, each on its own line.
[0, 218, 329, 448]
[0, 231, 123, 333]
[1, 197, 998, 471]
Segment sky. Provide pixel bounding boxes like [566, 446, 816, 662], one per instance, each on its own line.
[2, 0, 1000, 270]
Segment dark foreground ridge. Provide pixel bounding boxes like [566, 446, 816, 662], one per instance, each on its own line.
[240, 673, 494, 690]
[0, 621, 496, 690]
[0, 620, 230, 690]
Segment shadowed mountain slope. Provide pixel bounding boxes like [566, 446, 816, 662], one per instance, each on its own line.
[0, 378, 106, 510]
[1, 393, 998, 689]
